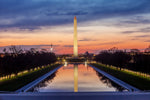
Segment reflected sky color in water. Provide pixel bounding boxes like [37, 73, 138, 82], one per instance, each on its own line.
[29, 64, 127, 92]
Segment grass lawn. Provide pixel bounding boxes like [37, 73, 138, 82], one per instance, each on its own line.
[92, 63, 150, 90]
[0, 64, 61, 91]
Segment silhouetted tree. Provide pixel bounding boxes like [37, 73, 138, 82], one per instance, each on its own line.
[95, 50, 131, 70]
[0, 47, 57, 76]
[95, 48, 150, 73]
[131, 54, 150, 73]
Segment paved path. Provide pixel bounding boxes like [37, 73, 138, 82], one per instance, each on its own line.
[0, 92, 150, 100]
[89, 64, 140, 92]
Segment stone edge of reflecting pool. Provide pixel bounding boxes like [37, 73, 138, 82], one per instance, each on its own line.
[89, 64, 140, 92]
[16, 63, 140, 93]
[1, 92, 150, 100]
[28, 64, 130, 92]
[15, 65, 63, 93]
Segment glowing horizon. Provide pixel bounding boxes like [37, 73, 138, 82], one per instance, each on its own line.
[0, 0, 150, 54]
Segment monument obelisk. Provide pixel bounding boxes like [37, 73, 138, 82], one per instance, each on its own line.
[73, 16, 78, 92]
[74, 16, 78, 58]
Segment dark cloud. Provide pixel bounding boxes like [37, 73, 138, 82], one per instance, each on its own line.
[134, 35, 150, 38]
[140, 27, 150, 32]
[122, 27, 150, 34]
[0, 35, 27, 39]
[130, 35, 150, 41]
[144, 40, 150, 42]
[112, 16, 150, 28]
[0, 44, 59, 50]
[121, 17, 150, 25]
[37, 44, 59, 47]
[0, 0, 150, 31]
[63, 45, 73, 47]
[57, 40, 63, 43]
[122, 31, 136, 34]
[63, 45, 82, 47]
[0, 44, 60, 53]
[79, 38, 97, 41]
[98, 41, 123, 45]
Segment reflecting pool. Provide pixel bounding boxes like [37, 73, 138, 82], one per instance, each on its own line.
[28, 64, 127, 92]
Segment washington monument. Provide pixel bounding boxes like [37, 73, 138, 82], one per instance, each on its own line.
[74, 16, 78, 57]
[73, 16, 78, 92]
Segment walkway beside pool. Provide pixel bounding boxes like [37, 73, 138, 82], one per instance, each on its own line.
[0, 92, 150, 100]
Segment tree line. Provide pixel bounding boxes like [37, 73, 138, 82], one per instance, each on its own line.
[0, 46, 57, 77]
[95, 50, 150, 73]
[128, 54, 150, 73]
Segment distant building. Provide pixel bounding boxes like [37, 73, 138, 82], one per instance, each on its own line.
[50, 44, 53, 52]
[145, 46, 150, 53]
[41, 49, 48, 53]
[108, 47, 121, 53]
[84, 51, 94, 60]
[130, 49, 140, 53]
[0, 53, 5, 58]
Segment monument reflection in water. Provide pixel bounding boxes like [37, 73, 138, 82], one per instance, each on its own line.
[29, 64, 127, 92]
[74, 64, 78, 92]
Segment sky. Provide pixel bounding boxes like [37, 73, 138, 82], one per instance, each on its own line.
[0, 0, 150, 54]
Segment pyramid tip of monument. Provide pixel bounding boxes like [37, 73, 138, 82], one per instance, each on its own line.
[74, 16, 76, 19]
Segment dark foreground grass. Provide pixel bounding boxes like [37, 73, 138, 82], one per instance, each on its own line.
[0, 64, 61, 91]
[92, 63, 150, 90]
